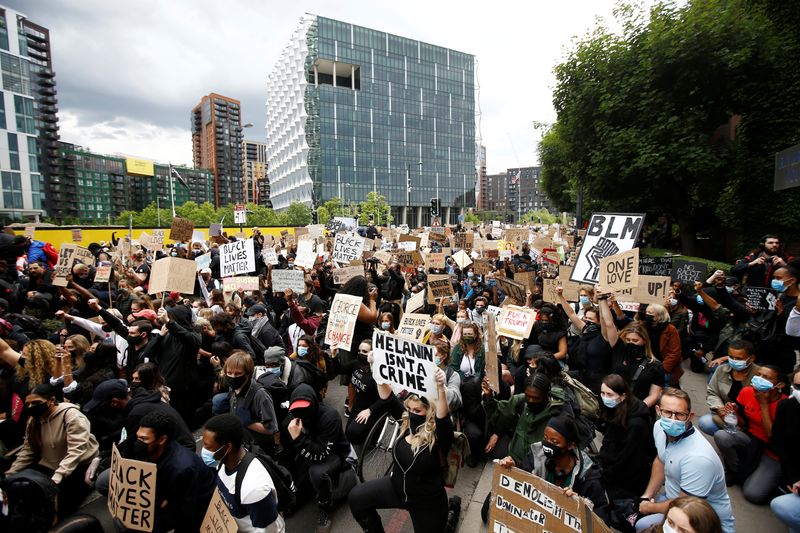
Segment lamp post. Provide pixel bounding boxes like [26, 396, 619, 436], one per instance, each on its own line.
[405, 161, 422, 226]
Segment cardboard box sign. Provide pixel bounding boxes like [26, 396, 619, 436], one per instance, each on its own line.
[209, 223, 223, 237]
[169, 217, 195, 242]
[262, 248, 279, 265]
[220, 239, 256, 277]
[426, 252, 446, 270]
[513, 270, 537, 293]
[394, 251, 423, 267]
[371, 330, 438, 399]
[270, 269, 305, 294]
[333, 232, 365, 264]
[324, 293, 363, 351]
[396, 313, 432, 341]
[94, 265, 112, 284]
[597, 248, 639, 293]
[222, 276, 260, 292]
[570, 212, 644, 284]
[427, 274, 455, 304]
[200, 488, 237, 533]
[332, 265, 365, 285]
[397, 240, 418, 251]
[52, 244, 78, 287]
[452, 250, 472, 269]
[495, 276, 527, 304]
[71, 228, 83, 243]
[472, 259, 491, 276]
[148, 257, 197, 295]
[108, 445, 157, 532]
[405, 289, 426, 313]
[151, 229, 166, 250]
[452, 232, 474, 250]
[497, 305, 536, 340]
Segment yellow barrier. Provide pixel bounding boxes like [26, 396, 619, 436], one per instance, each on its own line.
[15, 226, 296, 250]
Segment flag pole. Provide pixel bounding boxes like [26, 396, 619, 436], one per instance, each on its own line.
[168, 163, 176, 218]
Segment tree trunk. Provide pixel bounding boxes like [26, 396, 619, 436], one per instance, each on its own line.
[676, 212, 697, 257]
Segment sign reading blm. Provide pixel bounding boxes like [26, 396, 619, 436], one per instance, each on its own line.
[570, 212, 644, 285]
[220, 239, 256, 277]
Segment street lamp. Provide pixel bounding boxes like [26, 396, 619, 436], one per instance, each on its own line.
[406, 161, 422, 226]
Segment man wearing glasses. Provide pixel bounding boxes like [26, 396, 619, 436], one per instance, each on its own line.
[635, 388, 735, 532]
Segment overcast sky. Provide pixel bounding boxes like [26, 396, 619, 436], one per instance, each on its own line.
[10, 0, 627, 174]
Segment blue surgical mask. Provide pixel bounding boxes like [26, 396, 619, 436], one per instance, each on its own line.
[467, 272, 474, 278]
[488, 280, 496, 286]
[751, 375, 774, 392]
[381, 322, 391, 330]
[431, 325, 443, 335]
[434, 356, 442, 367]
[695, 294, 704, 305]
[579, 296, 590, 306]
[297, 346, 309, 357]
[727, 358, 750, 371]
[669, 298, 678, 307]
[659, 416, 687, 437]
[601, 396, 619, 409]
[771, 279, 787, 293]
[201, 446, 222, 468]
[264, 366, 281, 375]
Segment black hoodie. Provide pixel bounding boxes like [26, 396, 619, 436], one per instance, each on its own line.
[285, 384, 349, 463]
[152, 304, 201, 394]
[121, 388, 195, 458]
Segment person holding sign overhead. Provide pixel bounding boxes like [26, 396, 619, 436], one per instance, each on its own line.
[348, 367, 453, 533]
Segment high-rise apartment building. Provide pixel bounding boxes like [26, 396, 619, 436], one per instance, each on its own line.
[484, 166, 554, 222]
[475, 143, 487, 210]
[0, 6, 59, 223]
[266, 15, 476, 225]
[243, 139, 270, 207]
[191, 93, 244, 207]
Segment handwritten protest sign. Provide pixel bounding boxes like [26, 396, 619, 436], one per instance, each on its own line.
[52, 244, 78, 287]
[598, 248, 639, 293]
[209, 223, 222, 237]
[632, 275, 672, 305]
[151, 229, 165, 250]
[497, 305, 536, 340]
[503, 228, 528, 250]
[452, 250, 472, 269]
[222, 276, 260, 292]
[270, 269, 305, 293]
[485, 312, 500, 394]
[426, 252, 446, 270]
[108, 444, 157, 532]
[427, 274, 455, 304]
[405, 289, 425, 313]
[452, 232, 474, 251]
[570, 212, 644, 284]
[513, 271, 537, 293]
[169, 217, 194, 242]
[496, 276, 527, 304]
[94, 265, 112, 284]
[472, 259, 491, 276]
[372, 330, 438, 399]
[294, 248, 318, 269]
[195, 253, 211, 271]
[488, 464, 612, 533]
[671, 259, 707, 284]
[220, 239, 255, 277]
[71, 228, 83, 243]
[324, 293, 362, 351]
[394, 251, 423, 268]
[333, 216, 358, 231]
[148, 257, 197, 295]
[262, 248, 279, 265]
[396, 313, 432, 342]
[744, 286, 778, 311]
[399, 234, 421, 248]
[332, 265, 364, 285]
[200, 488, 237, 533]
[333, 233, 365, 263]
[397, 240, 418, 252]
[639, 255, 673, 276]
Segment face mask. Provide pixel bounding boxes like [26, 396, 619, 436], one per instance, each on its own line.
[792, 388, 800, 403]
[474, 306, 486, 314]
[644, 315, 654, 327]
[288, 263, 294, 268]
[771, 279, 789, 292]
[751, 375, 774, 392]
[695, 294, 704, 305]
[456, 318, 466, 324]
[727, 358, 750, 371]
[583, 322, 599, 335]
[26, 402, 49, 419]
[201, 445, 226, 468]
[227, 375, 248, 390]
[526, 401, 546, 414]
[264, 366, 281, 375]
[726, 286, 735, 294]
[659, 416, 687, 437]
[579, 295, 590, 306]
[488, 280, 496, 287]
[662, 521, 677, 533]
[467, 272, 474, 278]
[297, 346, 309, 357]
[434, 356, 442, 366]
[462, 335, 476, 344]
[381, 322, 391, 330]
[625, 343, 646, 360]
[408, 412, 426, 434]
[542, 442, 566, 458]
[601, 396, 620, 409]
[536, 321, 551, 332]
[129, 381, 142, 395]
[431, 325, 443, 335]
[133, 439, 150, 460]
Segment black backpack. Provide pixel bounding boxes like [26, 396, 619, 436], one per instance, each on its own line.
[742, 310, 778, 348]
[288, 360, 328, 397]
[234, 450, 297, 515]
[0, 469, 58, 532]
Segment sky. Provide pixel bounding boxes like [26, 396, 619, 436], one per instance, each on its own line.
[10, 0, 626, 174]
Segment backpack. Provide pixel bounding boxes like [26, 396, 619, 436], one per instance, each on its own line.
[561, 372, 600, 421]
[288, 360, 328, 397]
[742, 310, 779, 348]
[0, 469, 59, 533]
[235, 450, 297, 515]
[42, 243, 58, 269]
[441, 432, 470, 488]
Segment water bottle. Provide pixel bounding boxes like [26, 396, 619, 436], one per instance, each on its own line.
[723, 412, 738, 434]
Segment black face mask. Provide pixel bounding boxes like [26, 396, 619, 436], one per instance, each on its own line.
[133, 439, 150, 461]
[408, 412, 427, 434]
[129, 381, 142, 395]
[644, 315, 654, 328]
[583, 323, 600, 336]
[536, 322, 552, 333]
[625, 343, 646, 360]
[290, 408, 312, 421]
[227, 375, 248, 390]
[26, 402, 49, 419]
[526, 401, 547, 414]
[542, 442, 566, 458]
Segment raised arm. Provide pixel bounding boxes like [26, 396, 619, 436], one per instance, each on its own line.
[598, 296, 619, 347]
[557, 287, 585, 331]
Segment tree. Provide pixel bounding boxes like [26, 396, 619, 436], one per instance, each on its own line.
[284, 202, 312, 226]
[316, 197, 344, 224]
[464, 211, 481, 225]
[357, 192, 392, 225]
[520, 209, 558, 225]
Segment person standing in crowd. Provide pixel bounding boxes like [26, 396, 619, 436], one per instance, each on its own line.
[731, 235, 792, 287]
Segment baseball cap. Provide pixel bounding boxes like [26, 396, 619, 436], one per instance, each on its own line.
[83, 379, 128, 412]
[289, 399, 312, 411]
[131, 309, 158, 322]
[245, 304, 268, 317]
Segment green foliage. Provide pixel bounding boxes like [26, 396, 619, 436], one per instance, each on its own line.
[113, 202, 311, 228]
[357, 192, 392, 225]
[520, 209, 558, 225]
[464, 211, 481, 224]
[284, 202, 312, 226]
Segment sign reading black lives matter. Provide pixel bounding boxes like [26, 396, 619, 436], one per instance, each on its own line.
[108, 444, 157, 532]
[570, 213, 645, 285]
[332, 232, 365, 264]
[372, 330, 438, 399]
[220, 239, 256, 277]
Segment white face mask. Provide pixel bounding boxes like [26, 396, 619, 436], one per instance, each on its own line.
[792, 388, 800, 404]
[662, 520, 677, 533]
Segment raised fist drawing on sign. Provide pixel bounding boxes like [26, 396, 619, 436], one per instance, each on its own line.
[584, 237, 619, 281]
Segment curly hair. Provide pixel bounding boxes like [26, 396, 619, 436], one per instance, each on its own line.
[19, 339, 57, 386]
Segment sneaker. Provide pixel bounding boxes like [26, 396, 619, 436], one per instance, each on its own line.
[315, 508, 332, 533]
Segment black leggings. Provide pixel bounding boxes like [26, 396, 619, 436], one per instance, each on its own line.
[348, 476, 447, 533]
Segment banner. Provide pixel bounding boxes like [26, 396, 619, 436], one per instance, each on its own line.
[270, 269, 305, 293]
[372, 330, 438, 399]
[169, 217, 194, 242]
[222, 276, 260, 292]
[220, 239, 256, 277]
[324, 293, 362, 351]
[427, 274, 455, 304]
[200, 488, 237, 533]
[333, 233, 365, 263]
[570, 213, 644, 284]
[396, 313, 432, 342]
[488, 464, 612, 533]
[148, 257, 197, 295]
[497, 305, 536, 340]
[332, 265, 364, 285]
[598, 248, 640, 293]
[108, 444, 157, 532]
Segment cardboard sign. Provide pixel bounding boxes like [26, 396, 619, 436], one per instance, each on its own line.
[220, 239, 256, 277]
[191, 230, 205, 245]
[333, 216, 358, 231]
[496, 276, 527, 304]
[514, 271, 537, 293]
[333, 233, 365, 264]
[333, 265, 364, 285]
[639, 255, 673, 276]
[169, 217, 194, 242]
[151, 229, 166, 250]
[450, 250, 471, 270]
[195, 253, 211, 271]
[396, 313, 432, 341]
[426, 252, 446, 270]
[398, 234, 421, 248]
[427, 274, 455, 304]
[632, 275, 672, 305]
[743, 286, 778, 311]
[394, 251, 423, 267]
[397, 240, 418, 252]
[484, 312, 500, 394]
[488, 464, 612, 533]
[557, 266, 583, 300]
[671, 259, 707, 284]
[24, 225, 34, 239]
[71, 228, 83, 243]
[222, 276, 260, 292]
[503, 228, 528, 250]
[453, 232, 474, 251]
[428, 232, 448, 245]
[200, 488, 237, 533]
[324, 293, 362, 351]
[209, 223, 222, 237]
[52, 244, 78, 287]
[294, 248, 318, 269]
[497, 305, 536, 340]
[372, 330, 438, 399]
[570, 212, 644, 284]
[108, 444, 157, 532]
[148, 257, 197, 295]
[598, 248, 640, 293]
[270, 269, 305, 293]
[262, 248, 279, 266]
[473, 259, 491, 276]
[405, 289, 426, 313]
[94, 265, 112, 284]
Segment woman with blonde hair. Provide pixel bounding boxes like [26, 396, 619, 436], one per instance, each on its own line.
[644, 303, 684, 387]
[610, 321, 664, 409]
[348, 369, 452, 532]
[19, 339, 59, 389]
[64, 334, 90, 369]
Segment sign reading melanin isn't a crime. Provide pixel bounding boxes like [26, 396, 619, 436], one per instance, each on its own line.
[371, 330, 438, 399]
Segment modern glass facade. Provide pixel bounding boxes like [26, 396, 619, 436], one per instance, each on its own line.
[267, 15, 476, 225]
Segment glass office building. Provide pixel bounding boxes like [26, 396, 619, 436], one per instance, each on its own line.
[266, 15, 476, 226]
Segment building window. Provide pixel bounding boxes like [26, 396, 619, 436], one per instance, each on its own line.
[0, 15, 7, 52]
[1, 170, 22, 209]
[7, 132, 18, 170]
[14, 95, 34, 134]
[27, 136, 36, 171]
[0, 52, 31, 95]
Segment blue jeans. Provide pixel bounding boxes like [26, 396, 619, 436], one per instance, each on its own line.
[771, 493, 800, 533]
[698, 413, 721, 436]
[635, 495, 667, 531]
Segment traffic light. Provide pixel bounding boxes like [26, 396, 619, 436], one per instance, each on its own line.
[430, 198, 440, 217]
[312, 209, 318, 224]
